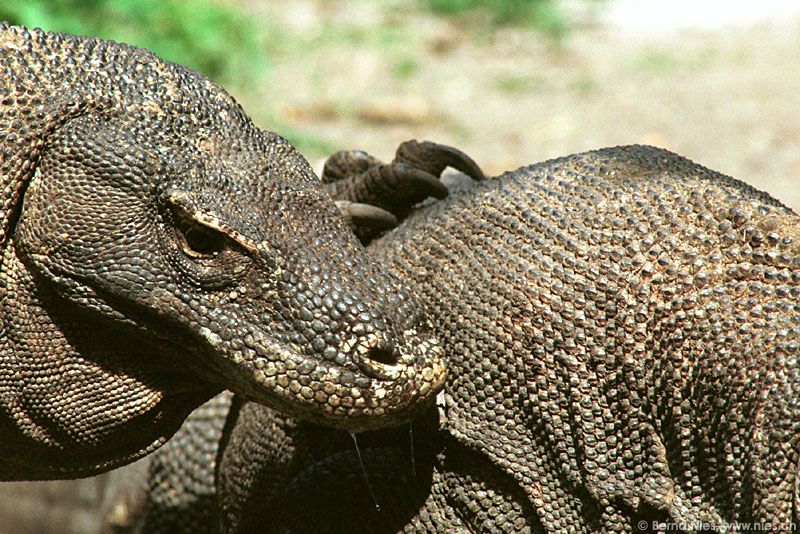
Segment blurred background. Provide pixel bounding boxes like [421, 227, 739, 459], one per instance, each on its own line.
[0, 1, 799, 532]
[1, 0, 798, 211]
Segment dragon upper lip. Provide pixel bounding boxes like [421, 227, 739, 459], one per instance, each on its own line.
[239, 336, 447, 431]
[241, 331, 445, 402]
[243, 335, 410, 384]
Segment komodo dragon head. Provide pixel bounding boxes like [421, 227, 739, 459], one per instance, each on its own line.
[0, 25, 444, 478]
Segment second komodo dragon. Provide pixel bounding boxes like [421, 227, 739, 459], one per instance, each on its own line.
[0, 24, 485, 480]
[133, 145, 800, 532]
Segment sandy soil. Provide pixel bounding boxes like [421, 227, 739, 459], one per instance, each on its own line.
[229, 1, 800, 211]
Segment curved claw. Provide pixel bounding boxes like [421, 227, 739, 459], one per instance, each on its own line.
[422, 141, 486, 181]
[393, 164, 449, 200]
[335, 200, 398, 231]
[395, 140, 486, 182]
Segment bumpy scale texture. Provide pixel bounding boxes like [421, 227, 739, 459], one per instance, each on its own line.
[0, 25, 446, 481]
[130, 145, 800, 533]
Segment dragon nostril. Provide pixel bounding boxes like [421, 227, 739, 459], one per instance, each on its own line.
[356, 344, 404, 380]
[365, 346, 399, 366]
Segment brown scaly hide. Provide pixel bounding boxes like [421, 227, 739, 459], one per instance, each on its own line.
[0, 24, 445, 480]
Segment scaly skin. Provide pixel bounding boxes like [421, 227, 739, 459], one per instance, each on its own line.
[124, 145, 800, 532]
[0, 25, 446, 481]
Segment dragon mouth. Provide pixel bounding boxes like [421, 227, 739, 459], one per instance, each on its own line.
[232, 335, 447, 431]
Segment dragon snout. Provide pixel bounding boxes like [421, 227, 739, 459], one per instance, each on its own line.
[346, 295, 439, 382]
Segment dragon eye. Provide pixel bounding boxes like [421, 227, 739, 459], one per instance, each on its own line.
[178, 222, 226, 258]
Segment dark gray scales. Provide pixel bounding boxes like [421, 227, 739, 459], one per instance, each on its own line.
[131, 145, 800, 532]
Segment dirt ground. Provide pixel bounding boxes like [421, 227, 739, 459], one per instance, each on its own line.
[228, 0, 800, 211]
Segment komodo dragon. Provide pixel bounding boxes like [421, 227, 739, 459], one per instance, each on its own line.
[125, 145, 800, 533]
[0, 24, 491, 480]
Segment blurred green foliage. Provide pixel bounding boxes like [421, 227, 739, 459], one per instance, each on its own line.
[0, 0, 269, 86]
[496, 73, 549, 94]
[634, 48, 679, 73]
[392, 56, 421, 79]
[0, 0, 598, 157]
[424, 0, 570, 37]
